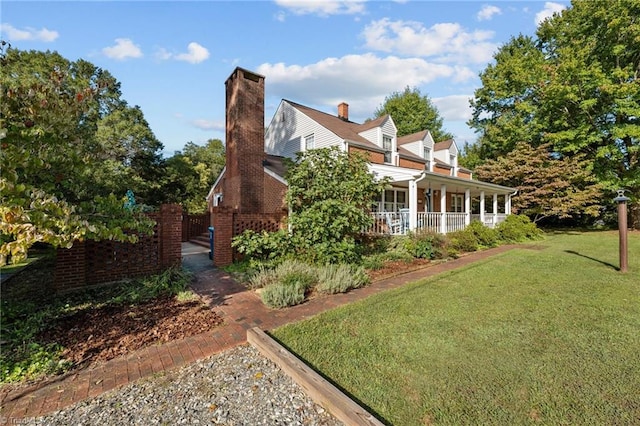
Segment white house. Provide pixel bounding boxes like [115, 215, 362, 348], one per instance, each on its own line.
[263, 100, 517, 235]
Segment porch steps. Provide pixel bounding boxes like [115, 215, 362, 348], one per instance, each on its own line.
[189, 233, 210, 249]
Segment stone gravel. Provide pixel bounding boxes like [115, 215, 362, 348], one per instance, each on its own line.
[34, 345, 343, 425]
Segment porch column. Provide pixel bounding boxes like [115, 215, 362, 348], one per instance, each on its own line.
[493, 193, 498, 225]
[440, 184, 447, 234]
[480, 191, 485, 224]
[409, 179, 418, 230]
[506, 194, 512, 215]
[464, 189, 471, 226]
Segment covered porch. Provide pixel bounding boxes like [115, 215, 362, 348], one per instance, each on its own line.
[367, 165, 516, 235]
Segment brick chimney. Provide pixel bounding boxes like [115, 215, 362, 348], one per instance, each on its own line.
[224, 67, 265, 213]
[338, 102, 349, 121]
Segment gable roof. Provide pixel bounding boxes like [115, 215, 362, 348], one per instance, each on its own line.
[434, 139, 455, 151]
[285, 100, 387, 152]
[397, 130, 429, 146]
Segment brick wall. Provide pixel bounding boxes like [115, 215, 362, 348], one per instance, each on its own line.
[263, 174, 288, 214]
[53, 204, 183, 293]
[457, 170, 472, 179]
[398, 157, 424, 170]
[349, 146, 385, 164]
[224, 67, 265, 213]
[433, 164, 452, 175]
[211, 206, 286, 267]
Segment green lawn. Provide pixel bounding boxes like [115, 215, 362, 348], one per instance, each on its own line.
[271, 231, 640, 425]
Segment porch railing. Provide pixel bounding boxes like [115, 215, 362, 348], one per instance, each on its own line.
[368, 212, 406, 235]
[417, 212, 440, 233]
[446, 213, 466, 233]
[366, 212, 487, 235]
[470, 213, 507, 229]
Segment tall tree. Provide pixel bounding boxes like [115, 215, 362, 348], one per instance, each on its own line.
[474, 142, 604, 223]
[0, 44, 153, 264]
[469, 0, 640, 225]
[93, 105, 165, 205]
[162, 139, 225, 213]
[468, 35, 548, 159]
[374, 86, 454, 141]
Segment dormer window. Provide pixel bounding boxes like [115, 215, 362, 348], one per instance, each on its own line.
[424, 146, 431, 170]
[383, 135, 392, 163]
[305, 134, 315, 151]
[450, 154, 457, 176]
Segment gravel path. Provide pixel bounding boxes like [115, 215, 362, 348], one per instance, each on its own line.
[34, 345, 343, 425]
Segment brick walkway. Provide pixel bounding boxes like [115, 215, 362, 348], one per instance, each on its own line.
[0, 244, 520, 421]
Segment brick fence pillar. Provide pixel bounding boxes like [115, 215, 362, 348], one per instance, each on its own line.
[53, 241, 86, 292]
[160, 203, 183, 268]
[212, 207, 234, 267]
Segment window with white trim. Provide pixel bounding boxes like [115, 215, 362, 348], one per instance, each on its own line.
[451, 194, 464, 212]
[383, 135, 392, 163]
[304, 134, 315, 151]
[376, 188, 407, 212]
[424, 146, 431, 169]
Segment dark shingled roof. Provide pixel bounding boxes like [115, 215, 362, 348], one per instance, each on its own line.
[263, 154, 289, 179]
[397, 130, 429, 146]
[286, 100, 387, 152]
[434, 139, 455, 151]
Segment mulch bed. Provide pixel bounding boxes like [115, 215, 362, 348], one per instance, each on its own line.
[38, 297, 224, 366]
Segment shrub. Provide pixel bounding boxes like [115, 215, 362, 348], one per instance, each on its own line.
[466, 220, 499, 248]
[231, 229, 292, 262]
[361, 253, 386, 270]
[358, 234, 392, 256]
[316, 264, 370, 295]
[114, 266, 193, 303]
[248, 265, 279, 290]
[403, 233, 433, 259]
[274, 260, 318, 289]
[253, 260, 318, 308]
[496, 214, 543, 242]
[448, 229, 479, 253]
[260, 281, 306, 309]
[294, 237, 360, 265]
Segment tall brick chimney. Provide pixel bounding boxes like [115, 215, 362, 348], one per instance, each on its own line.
[338, 102, 349, 121]
[224, 67, 265, 213]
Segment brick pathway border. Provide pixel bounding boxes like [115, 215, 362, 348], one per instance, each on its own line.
[0, 244, 523, 421]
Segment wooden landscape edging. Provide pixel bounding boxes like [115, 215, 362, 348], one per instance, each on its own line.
[247, 327, 384, 426]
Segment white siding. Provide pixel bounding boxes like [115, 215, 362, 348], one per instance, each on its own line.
[265, 101, 344, 159]
[402, 141, 421, 157]
[434, 148, 450, 165]
[359, 127, 380, 145]
[380, 118, 396, 141]
[424, 132, 435, 149]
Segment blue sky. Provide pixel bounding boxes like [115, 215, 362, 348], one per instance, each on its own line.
[2, 0, 569, 157]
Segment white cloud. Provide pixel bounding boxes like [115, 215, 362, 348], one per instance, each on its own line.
[535, 2, 566, 25]
[275, 0, 366, 16]
[477, 5, 502, 21]
[361, 18, 497, 65]
[191, 118, 224, 131]
[175, 42, 210, 64]
[0, 23, 58, 42]
[433, 95, 473, 121]
[102, 38, 143, 60]
[155, 48, 172, 61]
[257, 53, 476, 121]
[158, 42, 210, 64]
[274, 11, 287, 22]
